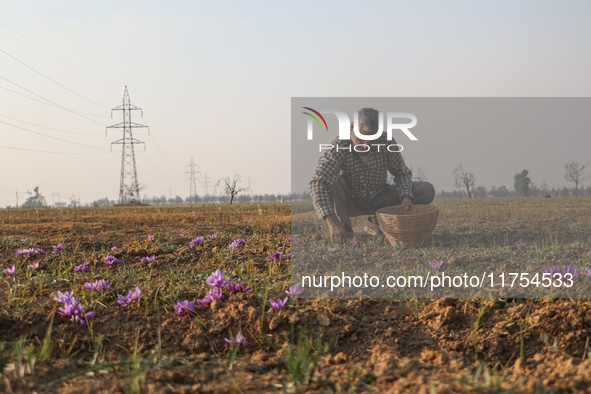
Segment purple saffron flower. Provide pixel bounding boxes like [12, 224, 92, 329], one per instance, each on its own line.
[285, 284, 303, 297]
[103, 255, 120, 267]
[53, 243, 63, 252]
[285, 253, 291, 259]
[56, 294, 95, 327]
[227, 239, 246, 250]
[562, 264, 579, 281]
[542, 265, 562, 277]
[206, 270, 229, 287]
[286, 237, 293, 244]
[209, 234, 217, 240]
[197, 298, 211, 306]
[84, 279, 111, 291]
[111, 246, 119, 252]
[4, 265, 16, 276]
[140, 255, 156, 264]
[225, 332, 249, 347]
[190, 237, 204, 247]
[529, 245, 537, 249]
[351, 240, 360, 249]
[515, 242, 526, 249]
[118, 287, 142, 307]
[27, 262, 39, 271]
[327, 247, 336, 253]
[322, 256, 328, 262]
[268, 251, 282, 261]
[205, 287, 225, 301]
[584, 267, 591, 279]
[53, 290, 75, 304]
[21, 238, 27, 243]
[13, 248, 45, 258]
[429, 260, 443, 270]
[73, 264, 91, 273]
[268, 297, 288, 311]
[174, 300, 195, 317]
[227, 282, 251, 293]
[148, 235, 155, 242]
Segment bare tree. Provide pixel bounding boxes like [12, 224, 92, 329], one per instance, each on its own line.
[217, 174, 246, 205]
[410, 166, 428, 182]
[564, 162, 590, 196]
[453, 164, 476, 199]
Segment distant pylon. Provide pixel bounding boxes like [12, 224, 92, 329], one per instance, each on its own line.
[185, 157, 200, 203]
[202, 171, 211, 197]
[107, 86, 149, 204]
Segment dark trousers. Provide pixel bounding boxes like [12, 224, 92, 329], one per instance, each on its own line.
[329, 177, 435, 227]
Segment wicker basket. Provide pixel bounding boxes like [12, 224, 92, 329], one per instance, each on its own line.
[375, 205, 439, 247]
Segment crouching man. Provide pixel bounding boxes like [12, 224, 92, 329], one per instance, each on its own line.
[309, 107, 435, 243]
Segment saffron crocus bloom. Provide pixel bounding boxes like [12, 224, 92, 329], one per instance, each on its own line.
[322, 256, 328, 262]
[327, 248, 336, 253]
[515, 242, 526, 248]
[584, 267, 591, 279]
[285, 253, 291, 259]
[57, 295, 96, 327]
[225, 332, 249, 347]
[53, 290, 75, 304]
[118, 287, 142, 307]
[205, 287, 225, 301]
[111, 246, 119, 252]
[190, 237, 204, 247]
[140, 256, 156, 264]
[286, 237, 293, 244]
[268, 297, 288, 311]
[4, 265, 16, 276]
[206, 270, 229, 287]
[285, 284, 303, 297]
[174, 300, 195, 317]
[268, 252, 282, 261]
[562, 264, 579, 281]
[197, 298, 211, 306]
[542, 265, 562, 277]
[21, 238, 27, 243]
[73, 264, 90, 273]
[53, 243, 63, 252]
[429, 260, 443, 270]
[13, 248, 45, 258]
[227, 282, 251, 293]
[227, 239, 246, 250]
[27, 262, 39, 270]
[103, 255, 120, 266]
[209, 234, 217, 239]
[84, 279, 111, 291]
[148, 235, 155, 242]
[351, 240, 360, 248]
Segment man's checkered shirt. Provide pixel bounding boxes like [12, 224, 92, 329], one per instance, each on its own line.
[309, 135, 414, 220]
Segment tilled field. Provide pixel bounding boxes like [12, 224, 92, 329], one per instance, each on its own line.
[0, 199, 591, 393]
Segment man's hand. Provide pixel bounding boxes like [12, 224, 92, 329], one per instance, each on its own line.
[402, 196, 413, 210]
[324, 214, 348, 243]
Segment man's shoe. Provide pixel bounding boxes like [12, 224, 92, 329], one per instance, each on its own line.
[344, 223, 354, 235]
[364, 216, 382, 236]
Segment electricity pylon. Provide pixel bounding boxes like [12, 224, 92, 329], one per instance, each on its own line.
[185, 157, 201, 203]
[202, 171, 211, 197]
[107, 86, 148, 204]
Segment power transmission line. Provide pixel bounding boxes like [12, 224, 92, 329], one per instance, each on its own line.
[0, 47, 111, 109]
[107, 86, 147, 204]
[0, 114, 103, 136]
[0, 19, 121, 87]
[0, 143, 109, 154]
[0, 119, 109, 150]
[0, 74, 108, 125]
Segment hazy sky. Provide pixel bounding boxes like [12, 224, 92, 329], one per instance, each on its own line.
[1, 1, 590, 207]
